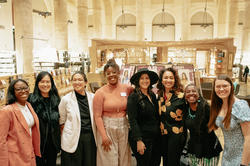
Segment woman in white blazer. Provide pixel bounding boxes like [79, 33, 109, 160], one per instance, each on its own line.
[59, 71, 97, 166]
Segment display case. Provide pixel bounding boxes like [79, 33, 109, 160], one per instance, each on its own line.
[0, 50, 16, 76]
[89, 38, 236, 76]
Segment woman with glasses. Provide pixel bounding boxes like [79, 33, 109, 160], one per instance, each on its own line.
[59, 71, 96, 166]
[184, 84, 222, 166]
[208, 75, 250, 166]
[0, 79, 41, 166]
[28, 71, 61, 166]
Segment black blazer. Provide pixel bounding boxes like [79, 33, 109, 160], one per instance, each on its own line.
[127, 91, 160, 141]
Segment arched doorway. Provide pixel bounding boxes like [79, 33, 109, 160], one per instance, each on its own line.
[152, 12, 175, 41]
[116, 13, 136, 40]
[190, 11, 213, 39]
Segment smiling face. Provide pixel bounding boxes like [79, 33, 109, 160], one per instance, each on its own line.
[105, 66, 119, 85]
[14, 81, 30, 105]
[38, 75, 51, 97]
[72, 73, 87, 93]
[215, 79, 231, 99]
[139, 73, 150, 91]
[162, 70, 175, 91]
[185, 85, 199, 104]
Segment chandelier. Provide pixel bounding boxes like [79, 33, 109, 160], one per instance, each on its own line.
[159, 0, 167, 30]
[201, 0, 209, 29]
[118, 0, 127, 31]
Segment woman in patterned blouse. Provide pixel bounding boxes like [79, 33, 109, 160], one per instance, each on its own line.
[157, 67, 186, 166]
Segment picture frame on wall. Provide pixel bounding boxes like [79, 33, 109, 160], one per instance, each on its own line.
[120, 65, 136, 84]
[173, 64, 195, 88]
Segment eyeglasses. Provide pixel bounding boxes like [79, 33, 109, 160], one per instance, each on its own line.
[215, 84, 231, 90]
[14, 87, 30, 93]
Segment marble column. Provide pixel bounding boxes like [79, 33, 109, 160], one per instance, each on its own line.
[13, 0, 34, 73]
[54, 0, 68, 50]
[136, 0, 144, 41]
[77, 0, 88, 52]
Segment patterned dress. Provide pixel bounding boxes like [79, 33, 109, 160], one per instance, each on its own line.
[158, 91, 186, 166]
[216, 100, 250, 166]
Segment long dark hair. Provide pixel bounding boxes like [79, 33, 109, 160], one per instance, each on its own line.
[157, 67, 183, 96]
[208, 75, 235, 130]
[6, 79, 29, 105]
[133, 80, 154, 110]
[30, 71, 60, 109]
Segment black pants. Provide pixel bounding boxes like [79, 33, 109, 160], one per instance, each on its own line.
[161, 133, 186, 166]
[36, 134, 58, 166]
[130, 137, 161, 166]
[61, 131, 96, 166]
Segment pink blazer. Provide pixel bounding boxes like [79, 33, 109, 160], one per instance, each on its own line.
[0, 102, 41, 166]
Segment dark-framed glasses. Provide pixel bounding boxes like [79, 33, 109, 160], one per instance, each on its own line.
[14, 87, 30, 92]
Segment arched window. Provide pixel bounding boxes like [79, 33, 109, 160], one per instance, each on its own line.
[152, 12, 175, 41]
[116, 14, 136, 40]
[190, 12, 213, 39]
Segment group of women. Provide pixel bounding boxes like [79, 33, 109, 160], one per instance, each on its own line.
[0, 58, 249, 166]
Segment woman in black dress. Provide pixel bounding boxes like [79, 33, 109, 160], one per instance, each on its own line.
[157, 67, 186, 166]
[29, 71, 61, 166]
[184, 83, 222, 166]
[127, 68, 161, 166]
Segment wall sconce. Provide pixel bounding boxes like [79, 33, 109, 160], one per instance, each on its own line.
[33, 9, 51, 18]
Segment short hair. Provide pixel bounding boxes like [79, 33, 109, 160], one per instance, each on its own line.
[6, 79, 29, 105]
[103, 59, 120, 75]
[71, 71, 88, 82]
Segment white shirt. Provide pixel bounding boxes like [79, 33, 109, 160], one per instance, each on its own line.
[17, 103, 35, 135]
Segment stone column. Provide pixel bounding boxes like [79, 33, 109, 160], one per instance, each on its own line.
[241, 0, 250, 64]
[136, 0, 144, 41]
[227, 0, 239, 37]
[13, 0, 34, 73]
[143, 0, 151, 41]
[93, 0, 102, 38]
[217, 0, 227, 37]
[77, 0, 88, 52]
[54, 0, 68, 50]
[103, 0, 113, 38]
[181, 0, 190, 40]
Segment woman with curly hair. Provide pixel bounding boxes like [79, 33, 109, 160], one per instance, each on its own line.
[29, 71, 61, 166]
[157, 67, 186, 166]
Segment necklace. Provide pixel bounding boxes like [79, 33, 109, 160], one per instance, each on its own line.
[188, 107, 196, 119]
